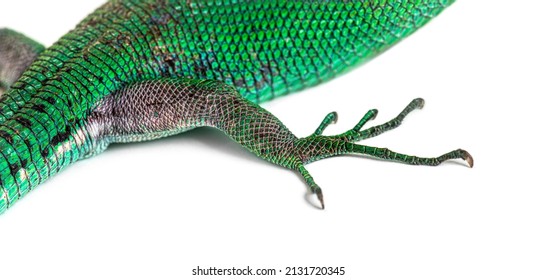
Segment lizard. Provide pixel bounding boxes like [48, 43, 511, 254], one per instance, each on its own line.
[0, 0, 472, 214]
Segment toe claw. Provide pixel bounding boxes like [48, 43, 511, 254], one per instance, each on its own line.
[461, 149, 474, 168]
[371, 109, 378, 120]
[316, 189, 325, 210]
[331, 111, 338, 124]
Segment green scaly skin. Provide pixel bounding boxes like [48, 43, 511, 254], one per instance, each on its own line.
[0, 0, 472, 214]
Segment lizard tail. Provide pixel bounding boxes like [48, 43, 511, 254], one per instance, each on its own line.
[0, 105, 92, 214]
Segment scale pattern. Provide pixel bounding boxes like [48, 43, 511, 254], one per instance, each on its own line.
[0, 0, 466, 213]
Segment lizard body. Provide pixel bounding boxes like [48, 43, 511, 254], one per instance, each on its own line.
[0, 0, 471, 214]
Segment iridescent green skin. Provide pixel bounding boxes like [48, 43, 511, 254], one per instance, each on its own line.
[0, 0, 472, 214]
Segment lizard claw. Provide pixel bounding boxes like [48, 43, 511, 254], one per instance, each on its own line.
[316, 189, 325, 210]
[461, 149, 474, 168]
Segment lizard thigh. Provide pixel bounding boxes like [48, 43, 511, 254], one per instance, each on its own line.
[86, 78, 238, 149]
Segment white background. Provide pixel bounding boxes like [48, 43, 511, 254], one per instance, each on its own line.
[1, 1, 535, 279]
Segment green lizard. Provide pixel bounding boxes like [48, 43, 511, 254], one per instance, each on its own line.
[0, 0, 472, 214]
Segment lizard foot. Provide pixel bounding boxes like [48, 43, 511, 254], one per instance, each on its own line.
[293, 98, 472, 209]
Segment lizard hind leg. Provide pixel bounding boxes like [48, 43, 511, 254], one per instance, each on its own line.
[89, 80, 472, 210]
